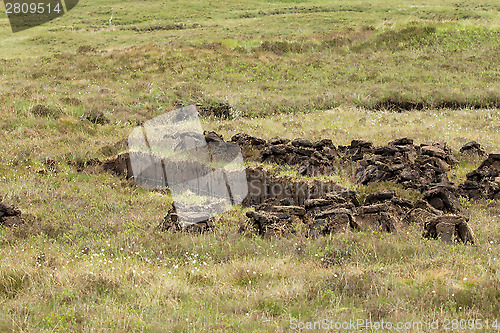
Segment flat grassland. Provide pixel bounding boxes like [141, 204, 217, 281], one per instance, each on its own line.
[0, 0, 499, 331]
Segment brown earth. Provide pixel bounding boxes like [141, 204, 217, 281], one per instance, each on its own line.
[0, 202, 23, 228]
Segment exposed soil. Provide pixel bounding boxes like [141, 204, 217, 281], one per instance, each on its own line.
[0, 202, 23, 228]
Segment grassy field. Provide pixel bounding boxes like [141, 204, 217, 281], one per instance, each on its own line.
[0, 0, 500, 331]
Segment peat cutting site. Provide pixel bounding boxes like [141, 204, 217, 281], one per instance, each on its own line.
[1, 0, 500, 331]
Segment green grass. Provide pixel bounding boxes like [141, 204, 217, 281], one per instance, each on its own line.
[0, 0, 499, 118]
[1, 209, 500, 331]
[0, 0, 500, 331]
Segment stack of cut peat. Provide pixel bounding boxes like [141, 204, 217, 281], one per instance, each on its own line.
[235, 134, 491, 244]
[460, 153, 500, 201]
[96, 131, 498, 244]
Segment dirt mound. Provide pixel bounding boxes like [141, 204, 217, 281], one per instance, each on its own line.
[80, 110, 110, 125]
[0, 202, 23, 227]
[102, 152, 134, 178]
[459, 153, 500, 200]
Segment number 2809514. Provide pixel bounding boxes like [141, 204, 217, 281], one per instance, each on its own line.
[5, 2, 62, 14]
